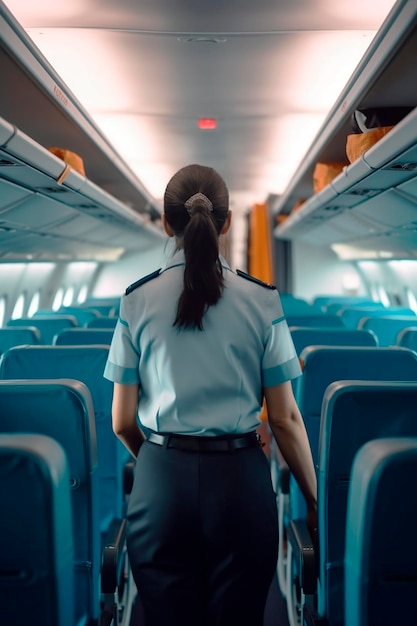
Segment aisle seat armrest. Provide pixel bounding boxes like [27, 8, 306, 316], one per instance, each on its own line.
[123, 461, 135, 495]
[287, 519, 317, 594]
[101, 517, 127, 594]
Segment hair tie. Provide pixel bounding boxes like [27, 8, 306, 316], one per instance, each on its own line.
[184, 192, 213, 216]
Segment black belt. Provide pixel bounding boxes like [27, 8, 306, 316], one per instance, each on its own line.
[147, 431, 262, 452]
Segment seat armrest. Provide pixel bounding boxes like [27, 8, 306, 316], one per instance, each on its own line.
[287, 519, 316, 594]
[123, 461, 135, 495]
[101, 518, 127, 594]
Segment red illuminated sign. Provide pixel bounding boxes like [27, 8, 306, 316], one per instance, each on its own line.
[198, 118, 217, 130]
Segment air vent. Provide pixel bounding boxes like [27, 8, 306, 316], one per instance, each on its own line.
[350, 188, 381, 198]
[388, 162, 417, 171]
[0, 158, 19, 167]
[323, 205, 343, 212]
[39, 186, 69, 194]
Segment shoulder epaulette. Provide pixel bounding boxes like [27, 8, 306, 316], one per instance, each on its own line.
[236, 269, 276, 290]
[125, 269, 162, 295]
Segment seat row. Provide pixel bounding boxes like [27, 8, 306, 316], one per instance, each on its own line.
[0, 344, 133, 626]
[269, 342, 417, 625]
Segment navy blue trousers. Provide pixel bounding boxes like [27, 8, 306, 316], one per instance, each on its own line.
[126, 439, 278, 626]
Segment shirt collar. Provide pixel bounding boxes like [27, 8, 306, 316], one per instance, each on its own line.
[162, 249, 232, 273]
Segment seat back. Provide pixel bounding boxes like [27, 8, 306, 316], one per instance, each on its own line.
[0, 380, 100, 625]
[6, 315, 78, 343]
[0, 326, 41, 353]
[290, 327, 377, 357]
[319, 383, 417, 625]
[397, 327, 417, 350]
[0, 434, 75, 626]
[54, 327, 115, 346]
[345, 437, 417, 626]
[358, 315, 417, 346]
[0, 345, 127, 530]
[292, 346, 417, 520]
[286, 314, 344, 328]
[87, 317, 118, 329]
[56, 307, 100, 326]
[339, 306, 416, 329]
[0, 433, 74, 626]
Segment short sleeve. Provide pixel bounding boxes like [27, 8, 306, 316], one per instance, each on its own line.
[261, 291, 301, 387]
[103, 301, 140, 384]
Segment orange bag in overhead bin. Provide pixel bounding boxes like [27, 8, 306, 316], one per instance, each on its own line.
[313, 161, 346, 194]
[47, 147, 86, 176]
[345, 126, 394, 164]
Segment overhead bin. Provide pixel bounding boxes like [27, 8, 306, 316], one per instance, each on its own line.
[274, 0, 417, 255]
[0, 3, 164, 261]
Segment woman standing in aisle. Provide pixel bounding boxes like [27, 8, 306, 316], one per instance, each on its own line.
[104, 164, 317, 626]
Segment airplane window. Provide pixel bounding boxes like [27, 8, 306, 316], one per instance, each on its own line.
[52, 288, 64, 311]
[370, 284, 380, 302]
[77, 284, 88, 304]
[405, 287, 417, 313]
[0, 296, 6, 327]
[11, 293, 25, 319]
[63, 286, 75, 307]
[377, 285, 390, 307]
[27, 291, 41, 317]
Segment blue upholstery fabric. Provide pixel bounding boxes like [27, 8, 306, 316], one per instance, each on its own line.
[87, 317, 118, 329]
[0, 326, 41, 353]
[286, 314, 344, 328]
[358, 315, 417, 346]
[339, 306, 416, 329]
[57, 307, 100, 326]
[397, 327, 417, 350]
[0, 433, 75, 626]
[54, 327, 115, 346]
[0, 345, 128, 531]
[345, 437, 417, 626]
[319, 384, 417, 625]
[290, 327, 377, 357]
[7, 315, 78, 344]
[0, 381, 100, 625]
[291, 346, 417, 521]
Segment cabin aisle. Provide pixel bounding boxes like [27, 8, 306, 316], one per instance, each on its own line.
[129, 573, 289, 625]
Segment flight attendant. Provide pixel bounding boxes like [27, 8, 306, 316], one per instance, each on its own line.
[104, 164, 317, 626]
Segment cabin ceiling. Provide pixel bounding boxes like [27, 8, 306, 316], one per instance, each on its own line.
[0, 0, 403, 262]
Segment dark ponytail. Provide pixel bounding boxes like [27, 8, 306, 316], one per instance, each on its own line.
[164, 164, 229, 330]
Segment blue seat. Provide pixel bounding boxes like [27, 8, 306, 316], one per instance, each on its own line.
[281, 298, 323, 316]
[397, 327, 417, 350]
[54, 327, 115, 346]
[345, 437, 417, 626]
[358, 315, 417, 346]
[279, 347, 417, 606]
[290, 326, 378, 356]
[7, 315, 78, 343]
[272, 327, 378, 593]
[286, 383, 417, 626]
[0, 380, 99, 625]
[0, 326, 41, 353]
[313, 296, 378, 312]
[0, 380, 130, 625]
[87, 317, 118, 329]
[0, 345, 129, 530]
[286, 314, 344, 328]
[339, 306, 416, 329]
[0, 433, 74, 626]
[57, 307, 101, 326]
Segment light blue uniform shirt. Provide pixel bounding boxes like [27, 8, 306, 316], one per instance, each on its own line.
[104, 250, 301, 436]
